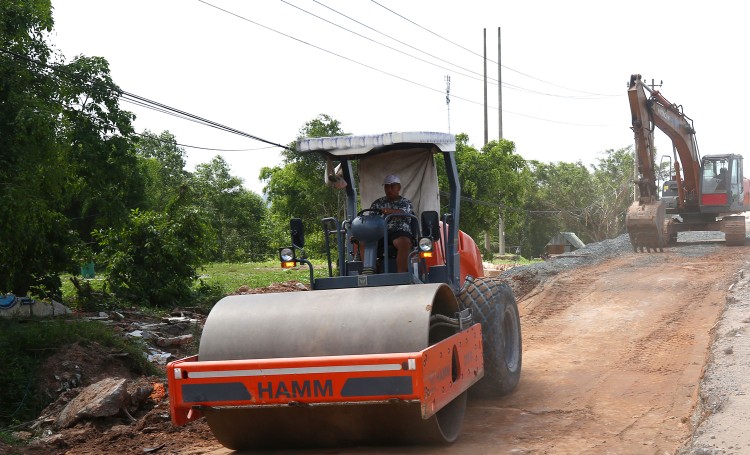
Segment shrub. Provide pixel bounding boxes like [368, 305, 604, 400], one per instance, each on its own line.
[95, 208, 213, 307]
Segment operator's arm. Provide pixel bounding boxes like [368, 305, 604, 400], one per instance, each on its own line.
[381, 207, 403, 215]
[382, 198, 413, 216]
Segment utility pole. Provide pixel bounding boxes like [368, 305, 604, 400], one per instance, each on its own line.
[445, 75, 451, 134]
[483, 28, 488, 146]
[497, 26, 505, 256]
[498, 27, 503, 140]
[648, 79, 663, 90]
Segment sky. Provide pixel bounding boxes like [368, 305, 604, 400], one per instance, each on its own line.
[49, 1, 749, 195]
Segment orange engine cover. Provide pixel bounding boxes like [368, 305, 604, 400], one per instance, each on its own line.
[424, 224, 484, 286]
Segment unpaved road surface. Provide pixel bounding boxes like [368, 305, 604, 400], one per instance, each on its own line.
[208, 236, 749, 455]
[8, 234, 749, 455]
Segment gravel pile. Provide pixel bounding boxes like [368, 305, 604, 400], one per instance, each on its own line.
[500, 231, 735, 300]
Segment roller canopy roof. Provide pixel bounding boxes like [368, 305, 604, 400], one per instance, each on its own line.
[296, 132, 455, 157]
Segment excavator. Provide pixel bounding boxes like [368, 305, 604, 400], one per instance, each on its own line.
[626, 74, 749, 251]
[166, 132, 522, 450]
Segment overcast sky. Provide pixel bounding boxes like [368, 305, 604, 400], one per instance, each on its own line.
[49, 1, 748, 195]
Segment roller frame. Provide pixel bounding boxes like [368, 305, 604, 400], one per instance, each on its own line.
[168, 323, 483, 427]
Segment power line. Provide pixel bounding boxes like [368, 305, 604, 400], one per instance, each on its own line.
[296, 0, 609, 100]
[121, 91, 293, 150]
[369, 0, 619, 97]
[196, 1, 613, 127]
[281, 0, 489, 86]
[196, 1, 486, 107]
[309, 0, 491, 84]
[134, 132, 280, 152]
[1, 47, 293, 151]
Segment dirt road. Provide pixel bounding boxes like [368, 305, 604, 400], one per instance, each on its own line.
[12, 236, 747, 455]
[204, 238, 747, 455]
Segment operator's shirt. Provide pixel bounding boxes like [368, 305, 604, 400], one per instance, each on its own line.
[370, 196, 414, 235]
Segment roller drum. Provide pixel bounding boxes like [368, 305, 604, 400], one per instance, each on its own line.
[199, 283, 467, 449]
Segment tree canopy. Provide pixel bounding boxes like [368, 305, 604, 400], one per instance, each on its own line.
[260, 114, 349, 253]
[1, 0, 142, 297]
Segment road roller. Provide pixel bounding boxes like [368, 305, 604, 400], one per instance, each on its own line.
[167, 132, 522, 449]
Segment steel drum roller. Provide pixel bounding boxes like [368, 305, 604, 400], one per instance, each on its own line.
[199, 283, 467, 449]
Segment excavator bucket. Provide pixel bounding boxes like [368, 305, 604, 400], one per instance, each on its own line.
[626, 199, 666, 252]
[167, 283, 484, 450]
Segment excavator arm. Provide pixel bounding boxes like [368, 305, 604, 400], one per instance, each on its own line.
[626, 74, 706, 252]
[628, 74, 702, 206]
[627, 74, 658, 202]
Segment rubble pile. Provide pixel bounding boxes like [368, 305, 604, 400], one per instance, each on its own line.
[1, 281, 310, 454]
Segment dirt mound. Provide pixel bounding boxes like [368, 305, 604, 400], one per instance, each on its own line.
[229, 280, 308, 294]
[37, 341, 139, 400]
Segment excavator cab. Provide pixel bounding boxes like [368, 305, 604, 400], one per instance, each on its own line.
[699, 154, 743, 212]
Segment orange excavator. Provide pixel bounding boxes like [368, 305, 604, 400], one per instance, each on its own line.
[626, 74, 749, 251]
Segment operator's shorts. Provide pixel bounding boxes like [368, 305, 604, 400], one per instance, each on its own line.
[378, 230, 413, 257]
[388, 230, 412, 241]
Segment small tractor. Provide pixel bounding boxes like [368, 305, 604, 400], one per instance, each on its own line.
[167, 132, 522, 449]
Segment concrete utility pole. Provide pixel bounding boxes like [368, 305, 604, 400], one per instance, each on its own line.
[483, 28, 488, 146]
[497, 28, 505, 256]
[498, 27, 503, 140]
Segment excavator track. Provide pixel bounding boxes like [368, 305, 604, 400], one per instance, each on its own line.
[723, 215, 747, 246]
[626, 200, 666, 252]
[196, 284, 469, 450]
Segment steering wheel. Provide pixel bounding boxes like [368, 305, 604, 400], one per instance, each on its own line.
[357, 208, 383, 217]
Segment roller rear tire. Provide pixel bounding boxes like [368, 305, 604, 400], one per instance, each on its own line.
[458, 276, 522, 397]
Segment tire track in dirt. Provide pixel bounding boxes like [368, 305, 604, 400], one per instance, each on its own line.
[483, 248, 746, 454]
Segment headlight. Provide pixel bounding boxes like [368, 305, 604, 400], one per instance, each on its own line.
[279, 247, 295, 262]
[418, 238, 433, 252]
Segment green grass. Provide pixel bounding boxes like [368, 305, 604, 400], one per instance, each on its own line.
[60, 260, 330, 309]
[491, 256, 542, 266]
[196, 260, 328, 295]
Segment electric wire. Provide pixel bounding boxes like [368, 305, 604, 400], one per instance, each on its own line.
[120, 91, 293, 150]
[135, 131, 277, 152]
[1, 47, 293, 151]
[196, 1, 613, 127]
[309, 0, 609, 100]
[281, 0, 490, 86]
[196, 0, 489, 108]
[369, 0, 619, 97]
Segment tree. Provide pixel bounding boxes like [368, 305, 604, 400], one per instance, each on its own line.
[134, 130, 190, 212]
[261, 114, 348, 256]
[524, 147, 635, 256]
[192, 156, 269, 262]
[587, 147, 635, 240]
[95, 206, 213, 307]
[436, 134, 531, 258]
[60, 55, 144, 252]
[1, 1, 142, 297]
